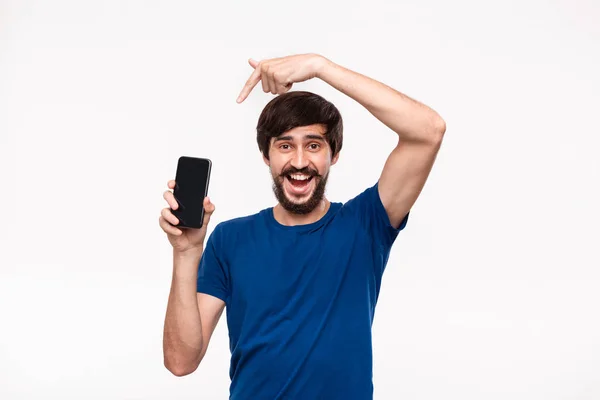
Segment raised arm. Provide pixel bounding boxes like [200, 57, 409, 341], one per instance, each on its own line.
[316, 58, 446, 228]
[236, 53, 446, 228]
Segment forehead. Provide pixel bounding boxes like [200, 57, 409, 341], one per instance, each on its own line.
[274, 124, 327, 142]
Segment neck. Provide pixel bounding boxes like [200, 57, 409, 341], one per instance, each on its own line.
[273, 198, 331, 226]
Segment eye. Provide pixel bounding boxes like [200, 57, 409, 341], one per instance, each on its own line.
[308, 143, 320, 150]
[279, 144, 291, 150]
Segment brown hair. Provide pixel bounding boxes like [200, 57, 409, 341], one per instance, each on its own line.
[256, 91, 343, 161]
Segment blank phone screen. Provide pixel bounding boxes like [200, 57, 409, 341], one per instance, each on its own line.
[172, 156, 211, 228]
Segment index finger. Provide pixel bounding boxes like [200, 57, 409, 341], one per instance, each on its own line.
[237, 67, 262, 103]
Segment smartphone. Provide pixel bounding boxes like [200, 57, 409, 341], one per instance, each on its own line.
[171, 156, 212, 229]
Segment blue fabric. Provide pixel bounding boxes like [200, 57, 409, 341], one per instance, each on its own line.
[197, 181, 409, 399]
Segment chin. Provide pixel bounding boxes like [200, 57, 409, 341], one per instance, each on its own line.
[273, 175, 327, 215]
[284, 188, 315, 203]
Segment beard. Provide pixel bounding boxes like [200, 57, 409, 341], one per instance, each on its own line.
[271, 166, 328, 215]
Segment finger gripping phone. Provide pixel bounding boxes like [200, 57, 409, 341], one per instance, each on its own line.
[171, 156, 212, 229]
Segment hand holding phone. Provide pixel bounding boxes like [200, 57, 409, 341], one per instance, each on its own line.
[171, 156, 212, 229]
[158, 156, 214, 253]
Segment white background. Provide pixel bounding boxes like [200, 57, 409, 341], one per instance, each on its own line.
[1, 0, 599, 399]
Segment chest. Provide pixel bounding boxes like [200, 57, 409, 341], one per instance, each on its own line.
[226, 226, 375, 311]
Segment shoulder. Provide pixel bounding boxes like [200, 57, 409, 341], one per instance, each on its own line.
[336, 181, 409, 246]
[216, 207, 269, 230]
[339, 181, 382, 215]
[215, 213, 260, 231]
[209, 208, 268, 244]
[326, 182, 380, 229]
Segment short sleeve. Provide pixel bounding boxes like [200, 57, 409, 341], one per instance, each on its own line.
[342, 181, 409, 249]
[197, 225, 230, 304]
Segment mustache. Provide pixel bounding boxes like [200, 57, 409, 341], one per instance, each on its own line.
[280, 167, 319, 177]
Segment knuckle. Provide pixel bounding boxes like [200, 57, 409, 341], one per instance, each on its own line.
[159, 217, 168, 230]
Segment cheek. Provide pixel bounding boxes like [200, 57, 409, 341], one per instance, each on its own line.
[312, 159, 330, 175]
[269, 161, 285, 177]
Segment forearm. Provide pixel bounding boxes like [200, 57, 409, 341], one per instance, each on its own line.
[163, 248, 204, 375]
[316, 57, 445, 144]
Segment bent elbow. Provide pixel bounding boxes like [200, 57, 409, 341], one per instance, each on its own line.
[165, 362, 197, 377]
[169, 366, 194, 377]
[164, 357, 201, 377]
[436, 117, 446, 137]
[432, 114, 446, 139]
[415, 114, 445, 147]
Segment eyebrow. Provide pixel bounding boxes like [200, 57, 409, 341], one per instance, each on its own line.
[274, 134, 325, 142]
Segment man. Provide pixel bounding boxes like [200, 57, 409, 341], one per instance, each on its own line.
[159, 53, 446, 399]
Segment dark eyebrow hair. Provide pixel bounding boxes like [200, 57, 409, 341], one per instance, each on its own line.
[274, 134, 325, 142]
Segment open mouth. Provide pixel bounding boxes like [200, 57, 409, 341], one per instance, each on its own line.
[284, 173, 315, 195]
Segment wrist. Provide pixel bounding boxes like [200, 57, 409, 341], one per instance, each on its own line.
[173, 246, 203, 262]
[172, 247, 203, 280]
[314, 54, 334, 80]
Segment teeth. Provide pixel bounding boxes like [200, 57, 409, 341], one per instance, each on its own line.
[290, 174, 310, 181]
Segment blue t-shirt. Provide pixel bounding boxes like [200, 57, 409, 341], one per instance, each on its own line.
[197, 181, 409, 399]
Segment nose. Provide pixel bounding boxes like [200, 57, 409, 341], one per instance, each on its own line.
[290, 148, 309, 169]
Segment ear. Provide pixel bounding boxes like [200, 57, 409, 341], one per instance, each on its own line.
[330, 152, 340, 166]
[263, 154, 270, 167]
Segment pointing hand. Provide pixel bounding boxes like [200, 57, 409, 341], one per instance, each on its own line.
[236, 53, 328, 103]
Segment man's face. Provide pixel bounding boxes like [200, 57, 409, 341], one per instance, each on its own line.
[264, 124, 339, 215]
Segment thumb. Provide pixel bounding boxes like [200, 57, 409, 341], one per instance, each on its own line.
[204, 196, 216, 214]
[248, 58, 259, 69]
